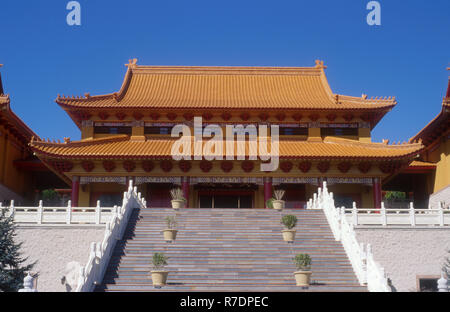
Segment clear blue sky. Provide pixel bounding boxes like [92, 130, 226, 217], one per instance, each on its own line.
[0, 0, 448, 142]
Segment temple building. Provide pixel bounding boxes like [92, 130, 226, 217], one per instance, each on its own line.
[385, 73, 450, 208]
[30, 59, 425, 209]
[0, 65, 66, 204]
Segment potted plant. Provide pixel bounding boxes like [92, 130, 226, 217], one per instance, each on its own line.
[150, 252, 169, 288]
[281, 215, 297, 242]
[170, 188, 185, 209]
[163, 216, 178, 242]
[272, 189, 285, 210]
[293, 253, 312, 287]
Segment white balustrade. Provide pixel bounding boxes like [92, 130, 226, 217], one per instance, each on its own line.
[307, 182, 391, 292]
[74, 180, 146, 292]
[343, 201, 450, 227]
[0, 199, 117, 225]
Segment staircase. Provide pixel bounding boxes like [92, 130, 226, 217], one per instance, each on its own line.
[95, 208, 366, 292]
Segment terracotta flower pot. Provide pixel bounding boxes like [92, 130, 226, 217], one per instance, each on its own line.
[171, 199, 185, 209]
[282, 229, 296, 242]
[163, 229, 178, 241]
[272, 200, 285, 210]
[151, 270, 169, 287]
[294, 270, 312, 287]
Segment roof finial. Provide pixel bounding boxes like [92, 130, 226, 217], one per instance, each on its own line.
[125, 58, 138, 69]
[314, 60, 326, 69]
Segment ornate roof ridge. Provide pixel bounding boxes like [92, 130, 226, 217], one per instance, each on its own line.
[323, 136, 423, 149]
[30, 134, 129, 148]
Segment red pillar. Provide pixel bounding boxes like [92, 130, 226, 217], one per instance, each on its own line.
[182, 177, 190, 208]
[264, 177, 272, 209]
[71, 176, 79, 207]
[373, 177, 382, 209]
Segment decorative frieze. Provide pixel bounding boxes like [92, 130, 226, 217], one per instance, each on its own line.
[135, 176, 181, 185]
[272, 177, 319, 185]
[190, 176, 264, 185]
[326, 177, 373, 186]
[80, 176, 127, 185]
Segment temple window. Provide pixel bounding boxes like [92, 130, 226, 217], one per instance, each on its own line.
[279, 127, 308, 136]
[94, 126, 132, 135]
[321, 127, 358, 137]
[144, 126, 174, 135]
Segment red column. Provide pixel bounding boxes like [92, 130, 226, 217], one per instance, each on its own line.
[182, 177, 190, 208]
[373, 178, 382, 209]
[71, 176, 79, 207]
[264, 177, 272, 209]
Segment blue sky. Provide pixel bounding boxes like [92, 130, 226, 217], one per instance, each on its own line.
[0, 0, 448, 142]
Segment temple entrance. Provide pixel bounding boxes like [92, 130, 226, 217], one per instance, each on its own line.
[147, 183, 174, 208]
[196, 184, 256, 208]
[277, 184, 307, 209]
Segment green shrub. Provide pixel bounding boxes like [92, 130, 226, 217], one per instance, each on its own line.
[281, 215, 297, 230]
[152, 253, 168, 270]
[294, 254, 311, 271]
[165, 216, 177, 229]
[266, 198, 274, 209]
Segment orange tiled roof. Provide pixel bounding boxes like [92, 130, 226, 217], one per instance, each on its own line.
[408, 160, 436, 168]
[0, 95, 39, 141]
[56, 60, 396, 111]
[409, 77, 450, 145]
[30, 135, 423, 160]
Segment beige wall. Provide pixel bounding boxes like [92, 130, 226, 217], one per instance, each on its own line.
[15, 226, 105, 292]
[356, 228, 450, 292]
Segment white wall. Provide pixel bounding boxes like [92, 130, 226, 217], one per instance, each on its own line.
[429, 184, 450, 209]
[15, 226, 105, 292]
[356, 228, 450, 292]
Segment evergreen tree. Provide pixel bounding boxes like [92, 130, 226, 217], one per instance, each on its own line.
[0, 207, 35, 292]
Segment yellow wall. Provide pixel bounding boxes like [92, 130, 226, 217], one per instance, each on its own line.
[0, 124, 34, 199]
[426, 136, 450, 193]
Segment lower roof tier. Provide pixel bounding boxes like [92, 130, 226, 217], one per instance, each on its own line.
[30, 135, 423, 160]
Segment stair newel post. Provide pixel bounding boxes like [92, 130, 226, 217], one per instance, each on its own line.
[77, 266, 86, 292]
[66, 200, 72, 224]
[380, 202, 387, 227]
[438, 272, 449, 292]
[352, 202, 358, 225]
[438, 202, 444, 226]
[409, 202, 416, 227]
[37, 200, 43, 224]
[89, 242, 98, 285]
[95, 200, 101, 224]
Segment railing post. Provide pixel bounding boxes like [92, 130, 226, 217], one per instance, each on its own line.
[95, 200, 101, 224]
[18, 273, 37, 292]
[352, 202, 358, 225]
[37, 200, 43, 224]
[9, 200, 15, 218]
[438, 202, 444, 226]
[381, 202, 387, 226]
[409, 202, 416, 227]
[67, 200, 72, 224]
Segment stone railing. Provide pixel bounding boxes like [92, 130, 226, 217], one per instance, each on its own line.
[0, 200, 116, 225]
[343, 202, 450, 227]
[74, 181, 146, 292]
[307, 182, 391, 292]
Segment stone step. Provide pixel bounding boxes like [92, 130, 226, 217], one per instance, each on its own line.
[97, 208, 363, 292]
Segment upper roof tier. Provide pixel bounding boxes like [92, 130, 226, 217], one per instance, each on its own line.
[56, 59, 397, 111]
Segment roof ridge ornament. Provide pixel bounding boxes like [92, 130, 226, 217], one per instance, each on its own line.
[125, 58, 138, 69]
[314, 60, 326, 69]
